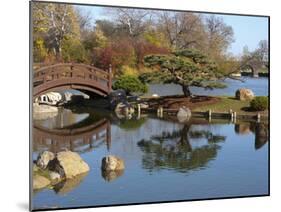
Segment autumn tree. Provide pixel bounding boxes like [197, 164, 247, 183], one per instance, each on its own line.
[157, 11, 207, 50]
[204, 15, 234, 59]
[92, 39, 136, 75]
[108, 8, 153, 38]
[32, 2, 81, 61]
[241, 40, 269, 72]
[141, 49, 225, 97]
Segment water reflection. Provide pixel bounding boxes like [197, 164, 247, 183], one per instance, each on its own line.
[53, 173, 88, 195]
[101, 170, 124, 182]
[34, 108, 89, 129]
[33, 113, 112, 153]
[137, 124, 226, 173]
[252, 123, 269, 150]
[32, 108, 269, 209]
[235, 122, 269, 150]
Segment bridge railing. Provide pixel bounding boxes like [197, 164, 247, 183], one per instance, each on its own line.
[33, 63, 112, 96]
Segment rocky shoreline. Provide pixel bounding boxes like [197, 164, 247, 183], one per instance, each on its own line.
[33, 150, 125, 191]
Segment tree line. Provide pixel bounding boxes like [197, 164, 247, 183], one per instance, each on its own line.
[32, 3, 239, 74]
[32, 3, 268, 97]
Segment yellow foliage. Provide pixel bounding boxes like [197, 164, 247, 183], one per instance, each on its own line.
[94, 26, 108, 48]
[33, 38, 48, 62]
[121, 65, 139, 76]
[143, 30, 170, 48]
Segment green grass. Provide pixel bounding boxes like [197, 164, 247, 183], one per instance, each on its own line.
[194, 96, 268, 115]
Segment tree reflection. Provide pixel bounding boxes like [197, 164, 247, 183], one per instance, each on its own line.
[251, 123, 269, 150]
[137, 124, 226, 173]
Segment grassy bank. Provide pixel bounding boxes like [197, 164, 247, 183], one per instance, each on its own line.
[143, 95, 268, 116]
[193, 96, 268, 115]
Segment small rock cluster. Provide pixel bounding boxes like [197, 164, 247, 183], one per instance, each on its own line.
[33, 150, 90, 190]
[33, 151, 125, 190]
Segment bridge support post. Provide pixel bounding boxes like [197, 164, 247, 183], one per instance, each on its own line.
[137, 104, 141, 119]
[108, 64, 112, 91]
[106, 122, 111, 151]
[208, 109, 212, 122]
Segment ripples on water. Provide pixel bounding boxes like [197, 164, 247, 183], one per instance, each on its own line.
[32, 108, 268, 210]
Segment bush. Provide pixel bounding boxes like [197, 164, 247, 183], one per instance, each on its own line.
[113, 75, 148, 95]
[250, 96, 268, 111]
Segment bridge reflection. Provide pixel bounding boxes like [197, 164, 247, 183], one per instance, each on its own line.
[33, 118, 111, 153]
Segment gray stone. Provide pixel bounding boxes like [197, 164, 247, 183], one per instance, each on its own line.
[101, 155, 125, 171]
[177, 106, 192, 123]
[36, 151, 55, 169]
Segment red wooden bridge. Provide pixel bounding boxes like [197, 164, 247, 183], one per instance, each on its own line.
[33, 63, 112, 98]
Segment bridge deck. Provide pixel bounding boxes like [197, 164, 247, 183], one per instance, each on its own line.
[33, 63, 112, 97]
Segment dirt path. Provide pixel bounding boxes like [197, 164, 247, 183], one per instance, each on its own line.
[144, 95, 220, 110]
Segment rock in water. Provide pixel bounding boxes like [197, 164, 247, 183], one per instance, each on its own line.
[36, 151, 55, 169]
[33, 175, 50, 190]
[101, 155, 125, 171]
[235, 88, 255, 101]
[48, 151, 90, 179]
[177, 106, 192, 123]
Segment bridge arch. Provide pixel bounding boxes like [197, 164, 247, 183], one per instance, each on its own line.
[33, 63, 112, 98]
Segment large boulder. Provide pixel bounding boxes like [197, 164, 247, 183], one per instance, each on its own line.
[48, 150, 90, 179]
[36, 151, 55, 169]
[235, 88, 255, 101]
[177, 106, 192, 123]
[101, 155, 125, 171]
[33, 175, 51, 190]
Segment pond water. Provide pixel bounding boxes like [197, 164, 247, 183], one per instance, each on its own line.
[145, 77, 268, 97]
[32, 108, 269, 210]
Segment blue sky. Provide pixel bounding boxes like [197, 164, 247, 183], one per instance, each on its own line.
[76, 5, 269, 56]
